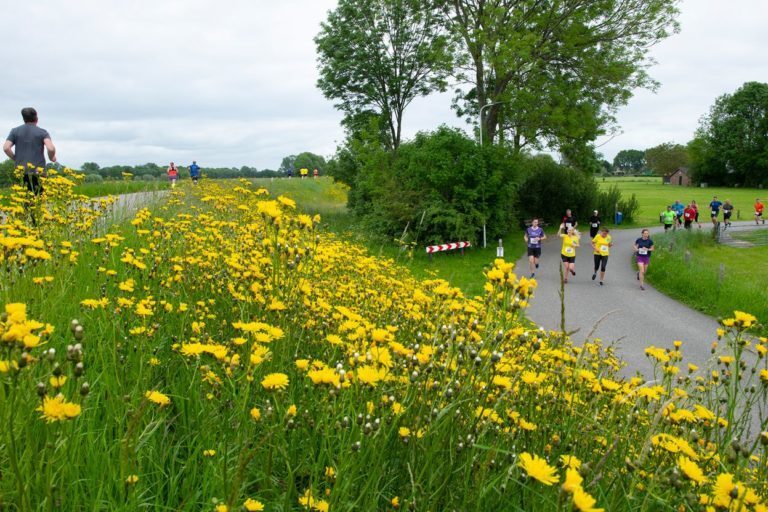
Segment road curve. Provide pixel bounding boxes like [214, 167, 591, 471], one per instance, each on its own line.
[516, 221, 760, 378]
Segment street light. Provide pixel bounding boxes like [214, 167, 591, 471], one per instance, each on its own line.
[478, 101, 510, 146]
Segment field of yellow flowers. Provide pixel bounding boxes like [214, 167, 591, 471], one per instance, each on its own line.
[1, 170, 767, 511]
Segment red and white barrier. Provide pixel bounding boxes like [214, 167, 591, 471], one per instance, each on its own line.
[425, 241, 471, 254]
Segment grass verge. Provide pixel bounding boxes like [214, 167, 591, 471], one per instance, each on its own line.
[647, 230, 768, 334]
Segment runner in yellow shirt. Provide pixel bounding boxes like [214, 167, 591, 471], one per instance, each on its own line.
[591, 227, 613, 286]
[558, 224, 579, 284]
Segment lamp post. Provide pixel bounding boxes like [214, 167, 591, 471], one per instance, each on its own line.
[478, 101, 509, 146]
[478, 101, 509, 248]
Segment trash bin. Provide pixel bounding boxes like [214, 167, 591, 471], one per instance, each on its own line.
[615, 211, 623, 225]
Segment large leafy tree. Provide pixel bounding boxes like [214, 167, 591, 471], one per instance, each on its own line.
[441, 0, 680, 152]
[689, 82, 768, 187]
[612, 149, 645, 173]
[315, 0, 454, 149]
[644, 142, 689, 176]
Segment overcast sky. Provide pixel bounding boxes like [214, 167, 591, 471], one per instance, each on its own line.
[1, 0, 765, 170]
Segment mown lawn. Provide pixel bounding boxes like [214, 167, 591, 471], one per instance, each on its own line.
[598, 177, 765, 227]
[647, 230, 768, 333]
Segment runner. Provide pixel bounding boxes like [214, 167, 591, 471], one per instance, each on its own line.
[167, 162, 179, 188]
[722, 199, 734, 228]
[189, 161, 201, 185]
[691, 199, 702, 228]
[562, 209, 577, 232]
[709, 196, 723, 226]
[633, 229, 654, 291]
[661, 206, 675, 231]
[591, 227, 612, 286]
[756, 198, 765, 225]
[524, 218, 546, 278]
[588, 210, 601, 238]
[672, 200, 684, 229]
[558, 224, 579, 284]
[683, 203, 696, 229]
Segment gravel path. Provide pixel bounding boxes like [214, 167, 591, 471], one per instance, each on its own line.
[516, 220, 760, 378]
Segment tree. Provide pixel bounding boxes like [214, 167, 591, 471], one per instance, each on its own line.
[612, 149, 645, 173]
[441, 0, 680, 152]
[689, 82, 768, 187]
[278, 155, 296, 174]
[644, 142, 689, 176]
[315, 0, 454, 149]
[293, 152, 327, 173]
[80, 162, 100, 174]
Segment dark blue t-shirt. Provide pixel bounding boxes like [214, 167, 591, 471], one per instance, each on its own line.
[635, 238, 653, 257]
[526, 227, 544, 248]
[189, 163, 200, 177]
[709, 201, 723, 214]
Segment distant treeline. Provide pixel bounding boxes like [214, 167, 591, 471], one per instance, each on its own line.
[0, 159, 283, 186]
[75, 162, 282, 182]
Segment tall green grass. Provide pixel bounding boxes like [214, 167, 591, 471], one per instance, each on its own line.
[647, 230, 768, 333]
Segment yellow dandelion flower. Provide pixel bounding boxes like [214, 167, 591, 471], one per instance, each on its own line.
[243, 498, 265, 511]
[261, 373, 289, 391]
[572, 486, 604, 512]
[126, 474, 139, 485]
[518, 452, 559, 485]
[677, 456, 706, 485]
[250, 407, 261, 421]
[145, 390, 171, 407]
[37, 394, 81, 422]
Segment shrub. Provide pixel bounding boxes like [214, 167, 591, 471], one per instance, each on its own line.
[351, 126, 521, 245]
[83, 174, 103, 183]
[595, 184, 639, 223]
[516, 155, 598, 226]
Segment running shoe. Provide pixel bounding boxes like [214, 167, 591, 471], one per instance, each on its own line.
[535, 263, 539, 269]
[640, 285, 645, 291]
[570, 270, 576, 276]
[592, 273, 596, 281]
[636, 272, 640, 281]
[599, 281, 603, 286]
[531, 273, 535, 278]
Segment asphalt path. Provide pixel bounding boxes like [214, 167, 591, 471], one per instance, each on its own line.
[516, 220, 762, 378]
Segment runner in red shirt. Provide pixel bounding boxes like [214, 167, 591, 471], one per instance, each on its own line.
[683, 204, 696, 229]
[167, 162, 179, 188]
[756, 198, 765, 225]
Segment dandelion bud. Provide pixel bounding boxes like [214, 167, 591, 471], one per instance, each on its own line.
[18, 353, 30, 368]
[491, 352, 501, 363]
[341, 416, 350, 428]
[80, 382, 90, 396]
[70, 319, 80, 333]
[352, 441, 361, 452]
[364, 422, 372, 434]
[356, 413, 364, 425]
[0, 312, 7, 322]
[456, 442, 464, 452]
[36, 382, 47, 397]
[47, 348, 56, 361]
[759, 432, 768, 446]
[74, 362, 85, 377]
[73, 325, 84, 341]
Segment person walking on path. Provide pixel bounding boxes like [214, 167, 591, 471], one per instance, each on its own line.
[558, 224, 579, 284]
[755, 198, 765, 225]
[167, 162, 179, 188]
[591, 227, 612, 286]
[683, 203, 696, 229]
[722, 199, 734, 228]
[3, 107, 56, 196]
[661, 206, 676, 231]
[189, 161, 201, 185]
[709, 196, 723, 226]
[633, 229, 654, 291]
[691, 199, 702, 228]
[562, 209, 577, 232]
[588, 210, 601, 238]
[524, 218, 546, 278]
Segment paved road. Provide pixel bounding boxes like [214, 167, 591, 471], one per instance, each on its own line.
[517, 221, 764, 378]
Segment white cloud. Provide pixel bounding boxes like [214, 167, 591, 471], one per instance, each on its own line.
[2, 0, 766, 168]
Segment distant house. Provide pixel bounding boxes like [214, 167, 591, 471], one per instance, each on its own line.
[663, 167, 692, 186]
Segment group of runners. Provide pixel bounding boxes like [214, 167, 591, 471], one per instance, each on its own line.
[166, 161, 201, 187]
[524, 209, 654, 290]
[661, 196, 765, 230]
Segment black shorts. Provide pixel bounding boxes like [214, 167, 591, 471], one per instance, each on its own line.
[561, 255, 575, 263]
[684, 220, 692, 228]
[23, 173, 43, 196]
[593, 254, 608, 272]
[664, 223, 673, 231]
[527, 247, 541, 258]
[724, 211, 732, 220]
